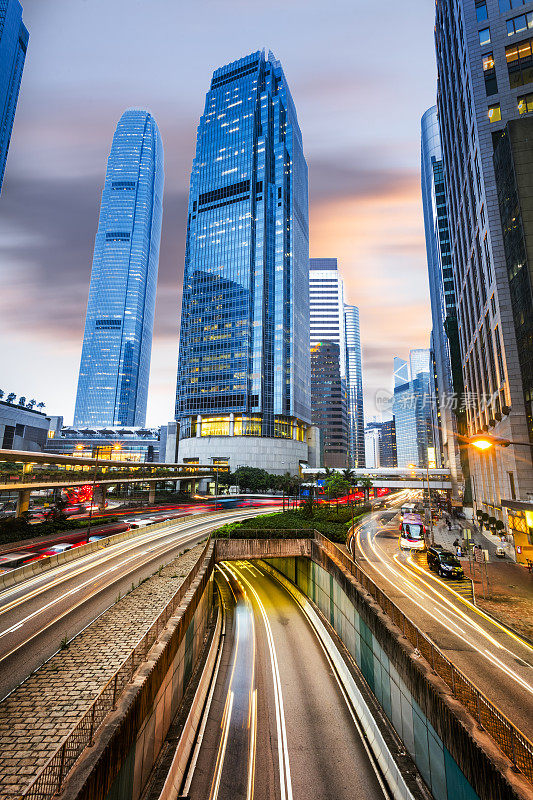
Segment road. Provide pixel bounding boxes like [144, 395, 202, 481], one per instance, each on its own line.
[185, 560, 388, 800]
[350, 497, 533, 743]
[0, 508, 263, 699]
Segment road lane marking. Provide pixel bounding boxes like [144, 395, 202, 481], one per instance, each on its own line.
[231, 564, 293, 800]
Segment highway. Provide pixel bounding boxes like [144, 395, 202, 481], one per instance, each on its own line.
[184, 560, 389, 800]
[349, 496, 533, 742]
[0, 508, 263, 700]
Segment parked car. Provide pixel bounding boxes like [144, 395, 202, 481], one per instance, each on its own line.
[426, 547, 464, 579]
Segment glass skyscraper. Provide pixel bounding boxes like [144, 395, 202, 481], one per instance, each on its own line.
[393, 350, 434, 467]
[421, 106, 462, 488]
[344, 304, 365, 467]
[74, 109, 164, 427]
[0, 0, 28, 193]
[175, 51, 313, 474]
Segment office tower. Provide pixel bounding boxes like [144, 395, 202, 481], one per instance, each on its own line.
[393, 351, 434, 467]
[380, 419, 397, 467]
[421, 106, 463, 486]
[175, 51, 313, 474]
[435, 0, 533, 518]
[74, 109, 164, 427]
[309, 258, 346, 374]
[311, 342, 349, 468]
[0, 0, 28, 193]
[393, 357, 409, 388]
[344, 304, 365, 467]
[364, 422, 382, 469]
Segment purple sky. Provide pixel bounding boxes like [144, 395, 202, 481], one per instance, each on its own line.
[0, 0, 437, 426]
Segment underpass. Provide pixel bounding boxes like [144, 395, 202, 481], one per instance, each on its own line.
[184, 560, 390, 800]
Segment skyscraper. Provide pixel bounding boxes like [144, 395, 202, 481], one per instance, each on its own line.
[175, 51, 313, 474]
[0, 0, 28, 193]
[311, 342, 348, 468]
[74, 109, 164, 427]
[421, 106, 462, 488]
[309, 258, 346, 375]
[393, 350, 434, 467]
[344, 304, 365, 467]
[435, 0, 533, 518]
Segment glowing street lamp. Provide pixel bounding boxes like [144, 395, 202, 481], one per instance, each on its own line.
[467, 433, 511, 451]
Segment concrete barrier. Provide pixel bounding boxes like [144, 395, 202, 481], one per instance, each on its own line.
[157, 605, 222, 799]
[214, 536, 312, 561]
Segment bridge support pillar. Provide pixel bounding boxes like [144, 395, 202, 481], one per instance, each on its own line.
[148, 484, 156, 504]
[94, 485, 107, 511]
[16, 489, 31, 518]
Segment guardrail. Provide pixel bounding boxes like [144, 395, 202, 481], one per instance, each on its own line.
[22, 540, 214, 800]
[315, 532, 533, 785]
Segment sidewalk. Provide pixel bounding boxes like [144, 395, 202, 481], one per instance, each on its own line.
[431, 518, 533, 641]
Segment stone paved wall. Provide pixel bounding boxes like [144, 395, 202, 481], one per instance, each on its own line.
[0, 543, 206, 798]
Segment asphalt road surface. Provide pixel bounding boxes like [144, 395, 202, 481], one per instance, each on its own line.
[0, 508, 263, 699]
[186, 561, 388, 800]
[349, 493, 533, 743]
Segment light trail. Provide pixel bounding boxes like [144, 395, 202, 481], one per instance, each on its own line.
[354, 516, 533, 699]
[232, 563, 293, 800]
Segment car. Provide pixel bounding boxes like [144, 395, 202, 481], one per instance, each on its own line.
[0, 552, 43, 574]
[39, 543, 74, 556]
[426, 547, 464, 579]
[87, 535, 104, 543]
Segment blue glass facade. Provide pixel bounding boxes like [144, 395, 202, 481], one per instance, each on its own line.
[74, 109, 164, 427]
[0, 0, 28, 193]
[176, 50, 311, 443]
[393, 351, 434, 468]
[344, 304, 365, 467]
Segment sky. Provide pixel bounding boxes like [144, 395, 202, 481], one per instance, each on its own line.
[0, 0, 438, 426]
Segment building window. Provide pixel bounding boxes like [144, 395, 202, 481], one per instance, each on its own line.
[488, 103, 502, 122]
[518, 91, 533, 113]
[479, 27, 491, 46]
[499, 0, 526, 9]
[483, 52, 498, 95]
[476, 0, 488, 21]
[506, 37, 533, 88]
[507, 10, 533, 35]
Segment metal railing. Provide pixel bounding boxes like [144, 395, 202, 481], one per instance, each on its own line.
[22, 541, 214, 800]
[314, 532, 533, 785]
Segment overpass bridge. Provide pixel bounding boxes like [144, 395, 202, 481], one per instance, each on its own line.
[0, 449, 218, 516]
[302, 466, 453, 491]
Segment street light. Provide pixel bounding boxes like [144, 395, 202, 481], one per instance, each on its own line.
[466, 433, 512, 451]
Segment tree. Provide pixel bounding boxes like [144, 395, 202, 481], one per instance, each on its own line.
[324, 473, 350, 514]
[359, 476, 373, 505]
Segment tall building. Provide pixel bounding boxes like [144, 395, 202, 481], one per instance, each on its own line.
[74, 109, 164, 427]
[311, 342, 349, 467]
[175, 51, 314, 474]
[0, 0, 28, 193]
[344, 304, 365, 467]
[309, 258, 346, 375]
[393, 351, 434, 467]
[435, 0, 533, 521]
[421, 106, 463, 488]
[380, 418, 397, 467]
[364, 422, 382, 469]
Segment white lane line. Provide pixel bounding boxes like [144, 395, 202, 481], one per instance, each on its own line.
[231, 564, 293, 800]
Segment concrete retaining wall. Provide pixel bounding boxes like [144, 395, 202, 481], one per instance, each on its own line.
[214, 537, 312, 561]
[61, 545, 215, 800]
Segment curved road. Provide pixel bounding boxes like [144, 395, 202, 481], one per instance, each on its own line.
[185, 560, 389, 800]
[0, 508, 263, 699]
[349, 496, 533, 743]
